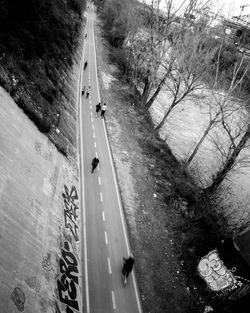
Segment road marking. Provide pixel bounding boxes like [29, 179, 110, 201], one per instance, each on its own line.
[90, 111, 93, 117]
[91, 16, 143, 313]
[94, 142, 96, 148]
[98, 176, 101, 185]
[92, 124, 95, 130]
[79, 16, 90, 313]
[91, 118, 94, 123]
[92, 22, 129, 249]
[100, 191, 103, 202]
[107, 257, 112, 274]
[111, 291, 116, 310]
[95, 152, 98, 158]
[93, 132, 95, 139]
[104, 231, 108, 244]
[90, 104, 92, 109]
[102, 211, 105, 221]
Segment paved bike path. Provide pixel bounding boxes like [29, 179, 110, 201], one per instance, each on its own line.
[80, 5, 142, 313]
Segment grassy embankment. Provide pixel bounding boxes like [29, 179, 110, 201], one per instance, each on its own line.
[0, 0, 86, 159]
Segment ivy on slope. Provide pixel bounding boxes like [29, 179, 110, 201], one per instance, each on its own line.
[0, 0, 86, 150]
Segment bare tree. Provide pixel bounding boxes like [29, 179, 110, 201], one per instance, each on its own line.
[125, 0, 197, 106]
[206, 121, 250, 194]
[187, 48, 249, 165]
[141, 0, 215, 109]
[153, 28, 217, 131]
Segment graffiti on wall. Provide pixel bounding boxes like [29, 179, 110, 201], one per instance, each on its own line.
[57, 241, 80, 313]
[10, 287, 25, 312]
[198, 250, 236, 291]
[42, 253, 52, 271]
[42, 252, 59, 277]
[62, 185, 79, 242]
[55, 184, 80, 312]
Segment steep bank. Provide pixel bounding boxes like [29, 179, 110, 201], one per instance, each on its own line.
[0, 0, 86, 160]
[0, 5, 86, 312]
[0, 86, 81, 313]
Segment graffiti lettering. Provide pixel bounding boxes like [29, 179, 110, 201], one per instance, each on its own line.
[66, 307, 74, 313]
[57, 241, 79, 312]
[62, 185, 79, 241]
[42, 254, 52, 271]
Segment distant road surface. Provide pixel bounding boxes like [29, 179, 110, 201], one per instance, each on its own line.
[79, 4, 143, 313]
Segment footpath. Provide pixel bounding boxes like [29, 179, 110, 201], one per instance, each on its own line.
[0, 86, 82, 312]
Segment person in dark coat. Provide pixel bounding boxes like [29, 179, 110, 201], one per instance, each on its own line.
[91, 157, 99, 173]
[96, 102, 102, 117]
[82, 86, 86, 96]
[122, 256, 134, 281]
[84, 61, 88, 70]
[86, 86, 91, 98]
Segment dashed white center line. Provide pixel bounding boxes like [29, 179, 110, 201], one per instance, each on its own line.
[111, 291, 116, 310]
[90, 105, 92, 109]
[93, 132, 95, 139]
[90, 111, 93, 116]
[94, 142, 96, 148]
[91, 118, 94, 123]
[102, 211, 105, 221]
[107, 257, 112, 274]
[100, 191, 103, 202]
[98, 176, 101, 185]
[95, 152, 98, 158]
[92, 124, 95, 130]
[104, 231, 108, 244]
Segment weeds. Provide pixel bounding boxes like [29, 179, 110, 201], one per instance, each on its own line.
[0, 0, 86, 156]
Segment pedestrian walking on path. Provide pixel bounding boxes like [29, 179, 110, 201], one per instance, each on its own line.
[91, 157, 99, 173]
[122, 256, 134, 285]
[96, 102, 101, 117]
[84, 61, 88, 70]
[85, 33, 87, 39]
[82, 86, 86, 96]
[86, 86, 91, 99]
[100, 103, 107, 118]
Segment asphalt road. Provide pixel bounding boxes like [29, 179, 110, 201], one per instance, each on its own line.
[79, 5, 142, 313]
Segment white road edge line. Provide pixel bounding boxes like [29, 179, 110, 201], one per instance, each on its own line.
[80, 16, 90, 313]
[104, 231, 108, 244]
[107, 257, 112, 274]
[102, 211, 105, 221]
[111, 291, 116, 310]
[91, 16, 142, 313]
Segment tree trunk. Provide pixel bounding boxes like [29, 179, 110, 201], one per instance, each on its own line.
[187, 120, 214, 165]
[145, 71, 169, 112]
[140, 77, 151, 106]
[155, 102, 176, 131]
[205, 125, 250, 194]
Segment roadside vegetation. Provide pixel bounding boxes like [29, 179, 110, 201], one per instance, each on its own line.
[93, 0, 250, 312]
[0, 0, 86, 157]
